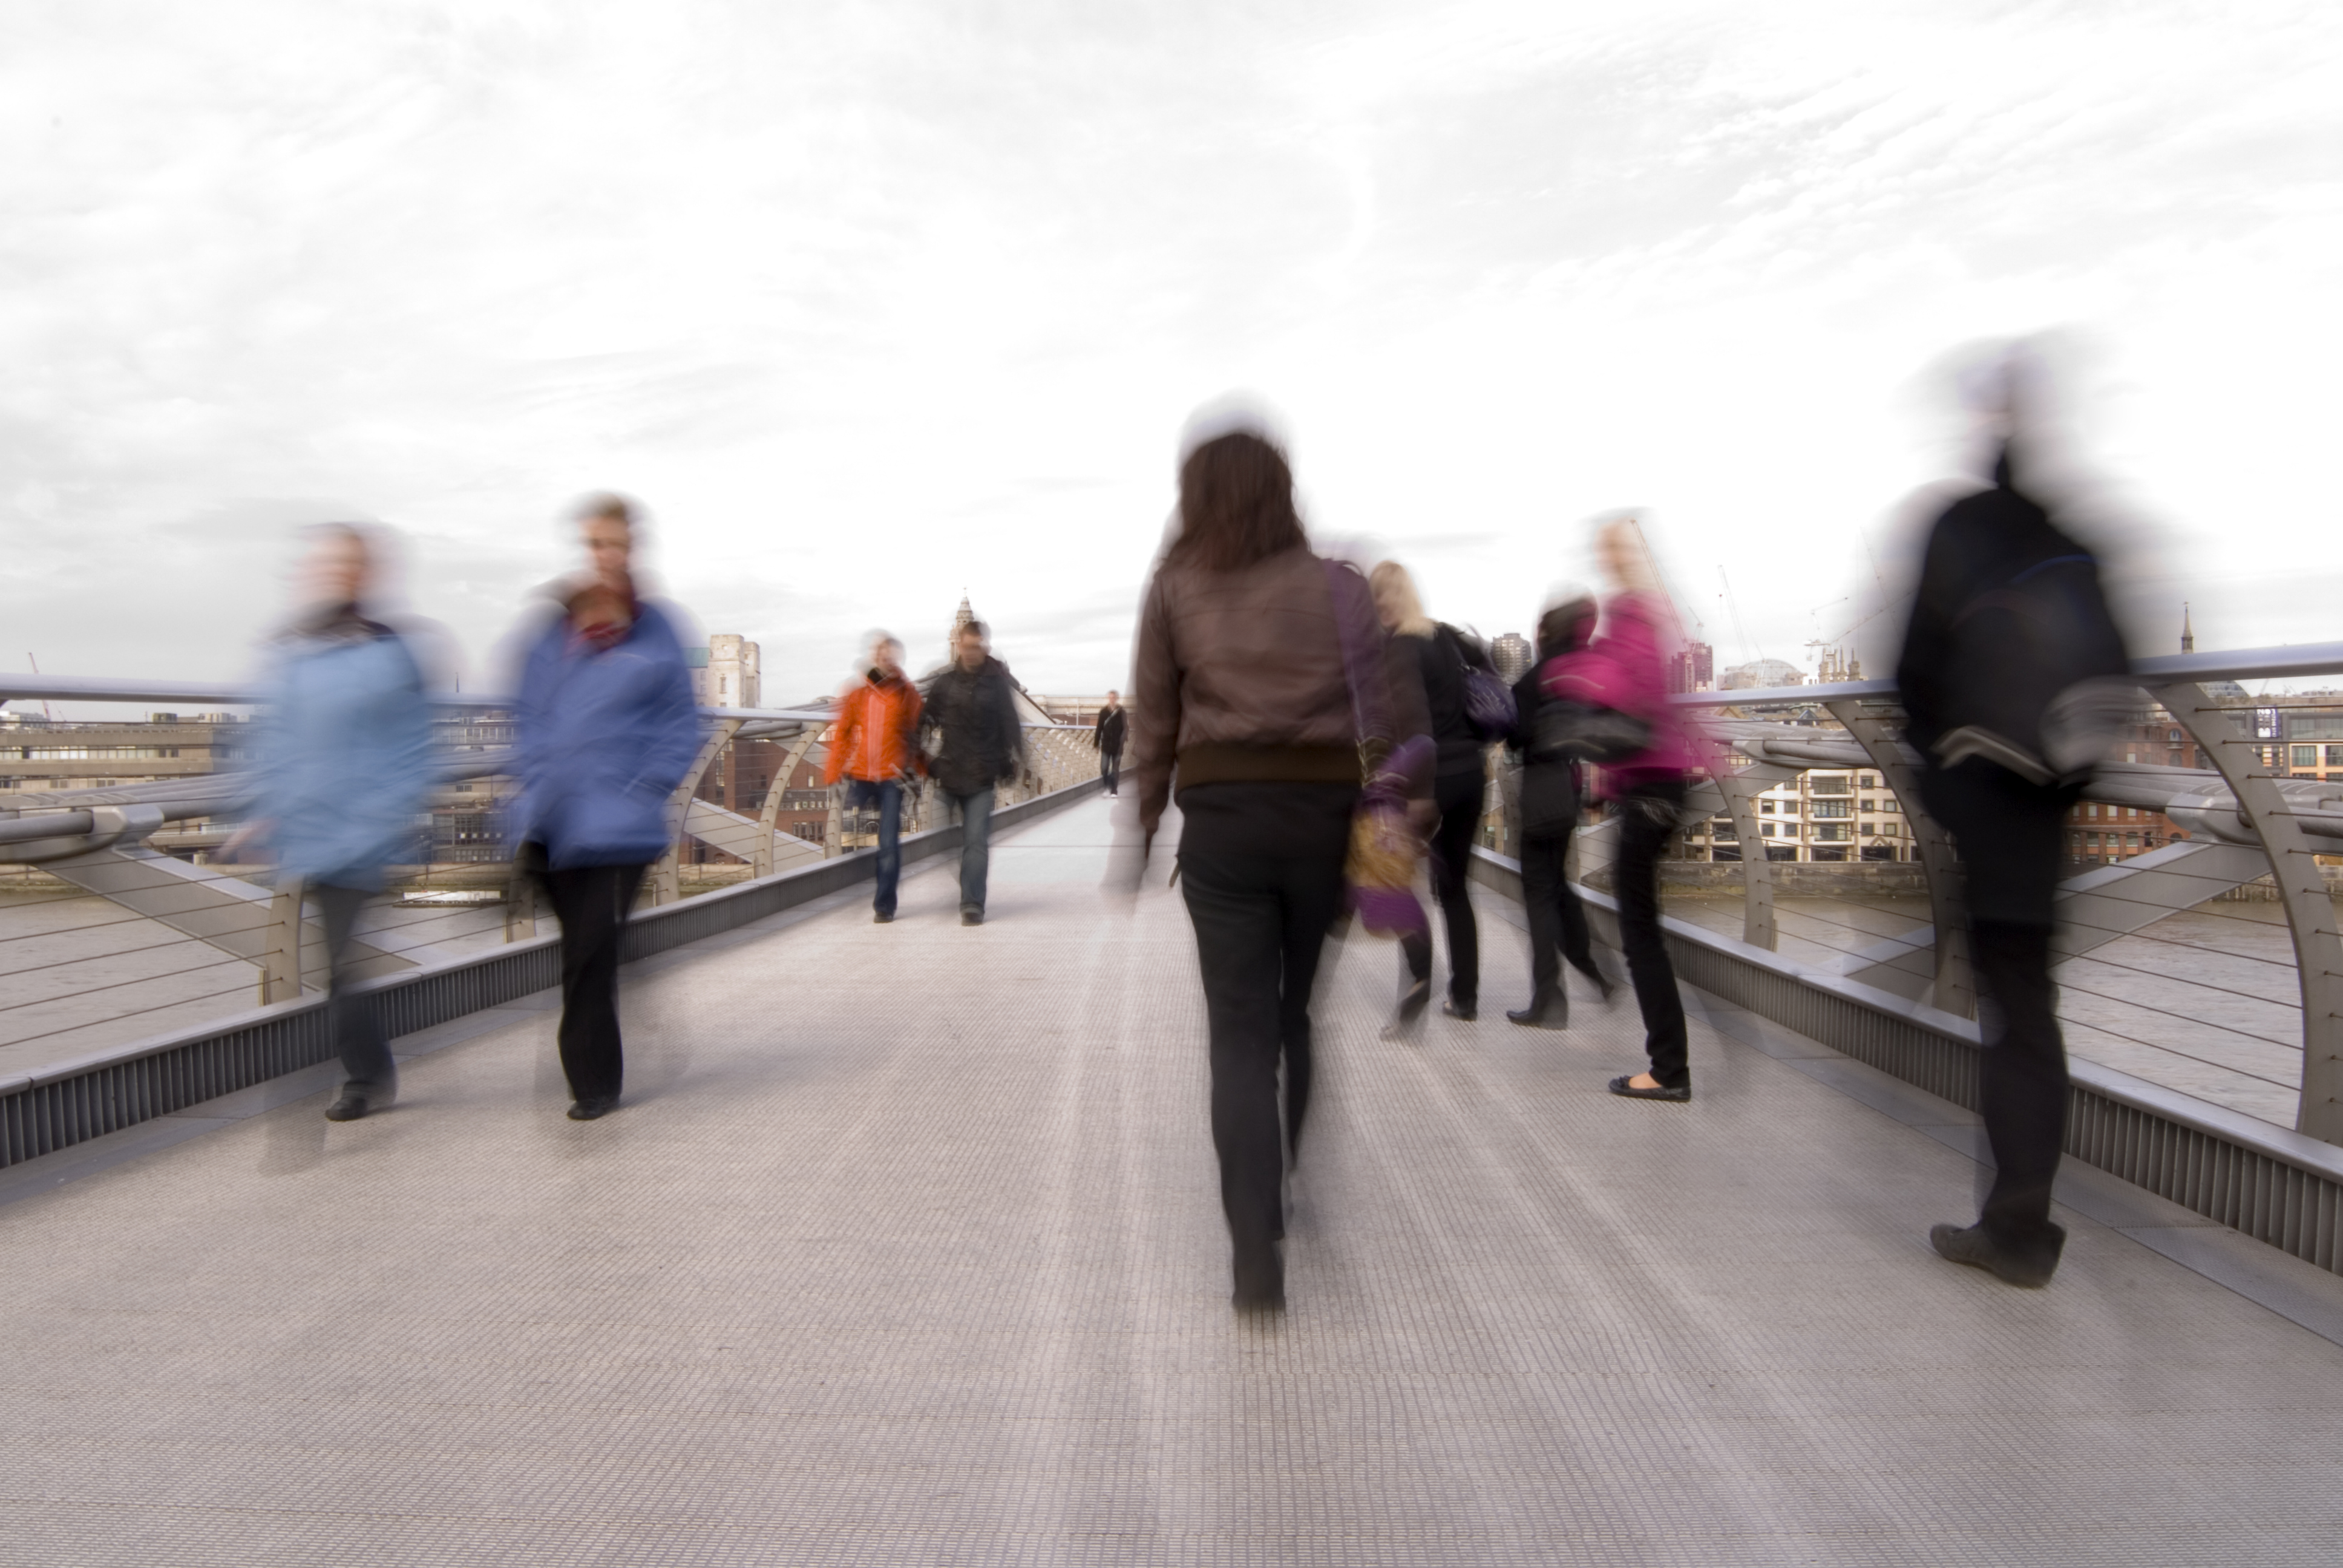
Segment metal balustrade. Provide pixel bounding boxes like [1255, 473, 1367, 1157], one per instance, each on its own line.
[1472, 640, 2343, 1274]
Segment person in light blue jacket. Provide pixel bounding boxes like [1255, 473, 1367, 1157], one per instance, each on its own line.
[511, 494, 704, 1120]
[246, 524, 436, 1123]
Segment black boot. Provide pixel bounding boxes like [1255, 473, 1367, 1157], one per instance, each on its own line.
[1233, 1237, 1286, 1313]
[1506, 987, 1568, 1030]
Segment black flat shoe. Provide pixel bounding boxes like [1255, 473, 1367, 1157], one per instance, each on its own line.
[960, 906, 984, 926]
[324, 1091, 370, 1122]
[567, 1096, 618, 1121]
[872, 910, 894, 924]
[1441, 1001, 1476, 1022]
[1607, 1073, 1690, 1102]
[1929, 1221, 2062, 1287]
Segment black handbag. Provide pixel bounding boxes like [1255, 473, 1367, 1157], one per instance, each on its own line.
[1532, 699, 1652, 766]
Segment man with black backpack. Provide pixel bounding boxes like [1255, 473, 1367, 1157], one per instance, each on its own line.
[1898, 416, 2131, 1288]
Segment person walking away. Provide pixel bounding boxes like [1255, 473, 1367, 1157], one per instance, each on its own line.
[246, 524, 436, 1122]
[1505, 592, 1615, 1028]
[1899, 416, 2128, 1287]
[511, 494, 704, 1120]
[1541, 516, 1700, 1101]
[921, 618, 1023, 924]
[823, 633, 923, 922]
[1094, 690, 1127, 795]
[1123, 420, 1419, 1313]
[1370, 561, 1489, 1025]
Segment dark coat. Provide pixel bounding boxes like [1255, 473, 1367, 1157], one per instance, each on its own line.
[1395, 625, 1487, 782]
[922, 655, 1023, 795]
[1508, 666, 1581, 837]
[1094, 705, 1127, 756]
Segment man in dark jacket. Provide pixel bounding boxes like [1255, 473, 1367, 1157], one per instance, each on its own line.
[1898, 441, 2129, 1288]
[921, 619, 1024, 924]
[1094, 691, 1127, 795]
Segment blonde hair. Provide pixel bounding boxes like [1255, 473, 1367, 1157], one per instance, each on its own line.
[1369, 560, 1436, 638]
[1593, 514, 1662, 597]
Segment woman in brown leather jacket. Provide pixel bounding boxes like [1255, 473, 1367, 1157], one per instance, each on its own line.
[1124, 423, 1407, 1313]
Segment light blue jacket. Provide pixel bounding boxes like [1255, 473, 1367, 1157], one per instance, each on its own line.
[251, 623, 435, 892]
[513, 600, 704, 869]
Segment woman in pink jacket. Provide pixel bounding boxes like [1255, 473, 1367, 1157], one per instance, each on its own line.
[1539, 517, 1699, 1102]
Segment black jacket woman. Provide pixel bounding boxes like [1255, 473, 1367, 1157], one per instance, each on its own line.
[1368, 560, 1488, 1030]
[1504, 593, 1614, 1028]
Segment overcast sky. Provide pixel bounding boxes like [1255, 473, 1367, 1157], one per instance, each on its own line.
[5, 1, 2339, 710]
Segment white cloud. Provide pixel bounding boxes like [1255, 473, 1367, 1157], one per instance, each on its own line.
[2, 0, 2336, 709]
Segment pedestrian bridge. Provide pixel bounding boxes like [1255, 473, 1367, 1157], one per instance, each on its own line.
[5, 793, 2341, 1564]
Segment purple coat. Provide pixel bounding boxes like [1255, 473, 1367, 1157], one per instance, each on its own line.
[1536, 590, 1698, 795]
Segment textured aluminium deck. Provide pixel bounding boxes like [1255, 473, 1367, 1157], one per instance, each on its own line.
[2, 797, 2341, 1564]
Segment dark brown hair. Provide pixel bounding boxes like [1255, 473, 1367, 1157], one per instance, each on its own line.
[1165, 433, 1306, 573]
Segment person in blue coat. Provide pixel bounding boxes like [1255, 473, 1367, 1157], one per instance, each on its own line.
[511, 494, 704, 1120]
[246, 524, 436, 1122]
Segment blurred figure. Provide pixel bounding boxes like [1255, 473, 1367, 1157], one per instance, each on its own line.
[1900, 353, 2129, 1288]
[1505, 591, 1615, 1028]
[1093, 690, 1127, 795]
[823, 633, 923, 923]
[1369, 560, 1491, 1027]
[246, 524, 434, 1122]
[1541, 517, 1699, 1101]
[1126, 419, 1415, 1313]
[920, 618, 1023, 925]
[511, 494, 703, 1120]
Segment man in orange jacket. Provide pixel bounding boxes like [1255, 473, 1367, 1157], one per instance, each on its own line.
[823, 632, 924, 922]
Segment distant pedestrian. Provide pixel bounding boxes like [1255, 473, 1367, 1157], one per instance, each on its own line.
[1540, 516, 1699, 1101]
[1505, 591, 1615, 1028]
[1094, 690, 1127, 795]
[1900, 356, 2129, 1288]
[1369, 560, 1490, 1027]
[921, 618, 1024, 924]
[511, 494, 704, 1120]
[824, 633, 923, 923]
[246, 524, 436, 1123]
[1124, 415, 1423, 1313]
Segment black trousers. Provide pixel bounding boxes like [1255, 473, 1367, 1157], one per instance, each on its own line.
[1100, 749, 1122, 794]
[1615, 780, 1690, 1087]
[1426, 769, 1483, 1007]
[1178, 847, 1346, 1253]
[537, 861, 649, 1103]
[312, 883, 393, 1095]
[1921, 759, 2076, 1246]
[1519, 828, 1602, 996]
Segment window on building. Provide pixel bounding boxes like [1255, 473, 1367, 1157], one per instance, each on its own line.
[1760, 800, 1776, 814]
[2126, 833, 2140, 851]
[2326, 745, 2343, 768]
[2168, 729, 2183, 742]
[1815, 823, 1849, 841]
[1761, 823, 1776, 837]
[1859, 774, 1878, 789]
[1859, 797, 1875, 812]
[1812, 800, 1850, 818]
[1810, 774, 1851, 795]
[2294, 745, 2319, 768]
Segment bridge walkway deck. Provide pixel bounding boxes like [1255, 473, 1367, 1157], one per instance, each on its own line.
[4, 797, 2341, 1564]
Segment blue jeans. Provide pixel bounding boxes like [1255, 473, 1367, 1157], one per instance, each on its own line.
[947, 785, 995, 912]
[847, 778, 903, 915]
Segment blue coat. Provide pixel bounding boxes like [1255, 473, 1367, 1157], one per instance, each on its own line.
[252, 626, 435, 892]
[513, 600, 704, 869]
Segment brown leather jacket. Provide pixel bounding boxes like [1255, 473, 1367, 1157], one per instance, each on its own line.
[1127, 546, 1411, 835]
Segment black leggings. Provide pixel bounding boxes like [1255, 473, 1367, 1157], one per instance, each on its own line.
[1177, 848, 1346, 1252]
[1614, 780, 1689, 1087]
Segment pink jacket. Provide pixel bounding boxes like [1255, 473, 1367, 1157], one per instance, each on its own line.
[1536, 590, 1698, 795]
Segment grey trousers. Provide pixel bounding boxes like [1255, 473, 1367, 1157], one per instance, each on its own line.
[312, 883, 395, 1096]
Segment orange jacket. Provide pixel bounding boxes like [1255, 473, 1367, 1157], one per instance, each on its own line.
[822, 672, 925, 785]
